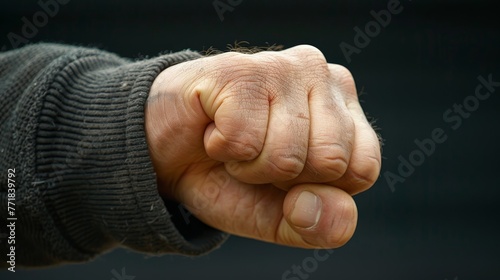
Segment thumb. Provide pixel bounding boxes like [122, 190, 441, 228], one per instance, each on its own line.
[175, 164, 357, 249]
[280, 184, 358, 248]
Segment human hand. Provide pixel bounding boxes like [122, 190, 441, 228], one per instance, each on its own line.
[145, 45, 381, 249]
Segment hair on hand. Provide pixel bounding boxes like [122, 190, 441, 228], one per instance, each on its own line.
[202, 41, 284, 56]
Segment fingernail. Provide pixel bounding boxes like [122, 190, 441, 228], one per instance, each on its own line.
[290, 191, 322, 228]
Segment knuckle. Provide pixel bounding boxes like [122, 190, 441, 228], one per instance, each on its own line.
[294, 45, 328, 64]
[223, 135, 262, 160]
[329, 64, 357, 98]
[295, 45, 329, 75]
[213, 53, 262, 85]
[219, 54, 281, 101]
[294, 46, 330, 90]
[331, 64, 355, 83]
[309, 144, 350, 180]
[266, 150, 306, 181]
[274, 45, 330, 82]
[254, 52, 295, 83]
[346, 154, 382, 190]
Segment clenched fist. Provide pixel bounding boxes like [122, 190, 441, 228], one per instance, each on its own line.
[145, 45, 381, 249]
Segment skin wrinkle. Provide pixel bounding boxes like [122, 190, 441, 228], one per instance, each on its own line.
[210, 75, 270, 161]
[268, 101, 310, 167]
[223, 180, 281, 240]
[308, 143, 350, 179]
[230, 72, 276, 105]
[175, 161, 212, 201]
[344, 108, 381, 186]
[212, 113, 261, 159]
[301, 103, 352, 183]
[265, 81, 310, 181]
[253, 52, 299, 106]
[256, 53, 296, 97]
[345, 155, 381, 187]
[211, 55, 262, 95]
[268, 153, 303, 180]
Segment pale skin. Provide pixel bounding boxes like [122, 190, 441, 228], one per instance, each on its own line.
[145, 45, 381, 249]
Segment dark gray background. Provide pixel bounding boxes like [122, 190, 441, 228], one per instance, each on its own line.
[1, 0, 499, 279]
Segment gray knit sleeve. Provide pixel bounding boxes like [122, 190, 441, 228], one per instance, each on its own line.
[0, 43, 228, 267]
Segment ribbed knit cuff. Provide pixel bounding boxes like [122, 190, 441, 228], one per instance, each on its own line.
[32, 45, 227, 263]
